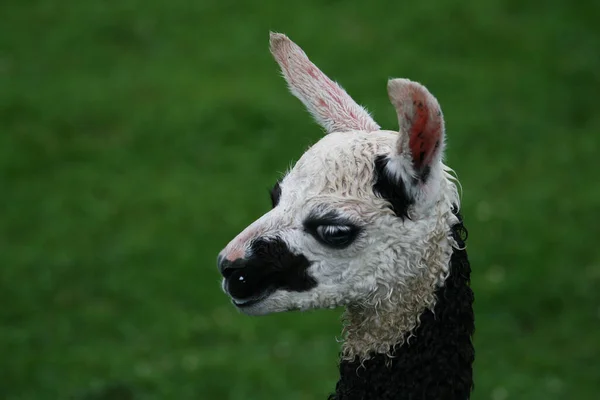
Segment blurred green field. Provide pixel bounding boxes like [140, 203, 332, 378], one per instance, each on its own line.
[1, 0, 599, 399]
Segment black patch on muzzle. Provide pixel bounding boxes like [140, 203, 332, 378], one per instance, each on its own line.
[223, 237, 316, 302]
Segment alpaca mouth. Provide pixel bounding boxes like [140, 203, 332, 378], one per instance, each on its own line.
[232, 296, 266, 308]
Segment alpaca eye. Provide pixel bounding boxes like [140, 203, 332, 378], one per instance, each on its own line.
[315, 225, 357, 248]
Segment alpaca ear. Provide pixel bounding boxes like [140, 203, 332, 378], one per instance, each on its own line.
[269, 32, 380, 134]
[387, 79, 445, 184]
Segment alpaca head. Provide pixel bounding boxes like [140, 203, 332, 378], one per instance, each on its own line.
[218, 33, 461, 321]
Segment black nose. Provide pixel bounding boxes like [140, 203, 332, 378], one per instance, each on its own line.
[218, 255, 273, 300]
[217, 255, 244, 279]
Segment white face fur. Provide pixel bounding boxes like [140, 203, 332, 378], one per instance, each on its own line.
[218, 33, 461, 319]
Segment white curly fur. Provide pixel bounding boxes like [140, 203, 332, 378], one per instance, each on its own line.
[219, 33, 462, 359]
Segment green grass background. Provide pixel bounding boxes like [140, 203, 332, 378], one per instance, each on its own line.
[1, 0, 599, 399]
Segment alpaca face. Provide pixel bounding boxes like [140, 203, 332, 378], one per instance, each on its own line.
[217, 33, 459, 316]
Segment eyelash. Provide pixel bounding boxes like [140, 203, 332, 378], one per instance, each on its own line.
[309, 223, 360, 249]
[317, 225, 352, 236]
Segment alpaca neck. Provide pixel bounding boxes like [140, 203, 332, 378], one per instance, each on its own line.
[332, 245, 474, 400]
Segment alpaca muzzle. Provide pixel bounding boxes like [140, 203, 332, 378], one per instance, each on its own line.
[217, 237, 317, 308]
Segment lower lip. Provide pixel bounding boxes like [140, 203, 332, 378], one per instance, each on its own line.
[232, 297, 263, 308]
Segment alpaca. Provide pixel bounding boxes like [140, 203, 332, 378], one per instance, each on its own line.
[217, 33, 474, 399]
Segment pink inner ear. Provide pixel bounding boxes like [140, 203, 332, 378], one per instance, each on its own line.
[408, 91, 442, 171]
[270, 33, 380, 133]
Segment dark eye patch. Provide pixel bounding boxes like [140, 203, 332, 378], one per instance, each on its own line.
[303, 210, 362, 249]
[270, 181, 282, 208]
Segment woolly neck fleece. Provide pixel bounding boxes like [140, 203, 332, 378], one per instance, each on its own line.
[330, 220, 474, 400]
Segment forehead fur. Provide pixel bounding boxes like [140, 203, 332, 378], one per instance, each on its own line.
[281, 130, 398, 199]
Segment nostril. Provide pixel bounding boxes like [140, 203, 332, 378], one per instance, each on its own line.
[218, 256, 245, 279]
[221, 265, 235, 279]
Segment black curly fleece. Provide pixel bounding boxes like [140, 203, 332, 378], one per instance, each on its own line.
[330, 216, 474, 400]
